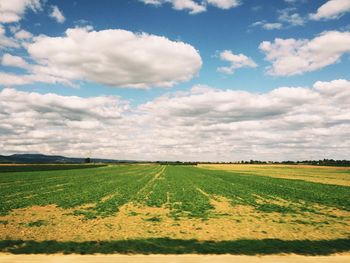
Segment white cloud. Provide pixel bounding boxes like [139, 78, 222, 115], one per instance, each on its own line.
[217, 50, 257, 74]
[278, 8, 305, 26]
[172, 0, 206, 14]
[1, 53, 29, 68]
[259, 30, 350, 76]
[0, 25, 18, 49]
[207, 0, 241, 9]
[313, 79, 350, 101]
[262, 22, 283, 30]
[3, 27, 202, 88]
[49, 5, 65, 23]
[140, 0, 241, 14]
[137, 80, 350, 161]
[0, 72, 31, 85]
[0, 71, 71, 86]
[0, 0, 41, 23]
[284, 0, 308, 4]
[310, 0, 350, 20]
[3, 79, 349, 161]
[0, 88, 136, 158]
[250, 21, 283, 30]
[142, 0, 163, 4]
[141, 0, 206, 14]
[14, 29, 33, 39]
[251, 8, 304, 31]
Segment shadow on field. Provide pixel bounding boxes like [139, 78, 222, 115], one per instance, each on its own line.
[0, 165, 107, 173]
[1, 238, 350, 255]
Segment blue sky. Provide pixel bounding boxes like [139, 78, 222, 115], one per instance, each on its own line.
[2, 0, 350, 101]
[0, 0, 350, 160]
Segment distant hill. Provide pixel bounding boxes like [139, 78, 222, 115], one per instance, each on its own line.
[0, 154, 135, 164]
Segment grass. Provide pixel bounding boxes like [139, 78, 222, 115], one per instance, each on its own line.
[27, 220, 46, 227]
[0, 220, 8, 225]
[0, 164, 350, 254]
[1, 164, 350, 217]
[143, 216, 162, 222]
[0, 164, 106, 173]
[0, 238, 350, 255]
[0, 164, 162, 216]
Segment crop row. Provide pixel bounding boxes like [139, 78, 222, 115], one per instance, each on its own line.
[2, 164, 349, 218]
[0, 164, 161, 215]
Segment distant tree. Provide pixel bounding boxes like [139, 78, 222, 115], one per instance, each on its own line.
[85, 157, 91, 163]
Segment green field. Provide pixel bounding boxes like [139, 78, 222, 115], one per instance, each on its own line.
[1, 164, 350, 254]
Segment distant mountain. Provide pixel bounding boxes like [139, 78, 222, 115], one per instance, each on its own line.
[0, 154, 135, 164]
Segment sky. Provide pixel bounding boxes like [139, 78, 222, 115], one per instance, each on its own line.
[0, 0, 350, 161]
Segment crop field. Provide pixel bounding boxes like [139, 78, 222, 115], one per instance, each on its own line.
[199, 164, 350, 186]
[0, 164, 350, 255]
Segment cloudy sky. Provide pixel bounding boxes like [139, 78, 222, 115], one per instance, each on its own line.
[0, 0, 350, 161]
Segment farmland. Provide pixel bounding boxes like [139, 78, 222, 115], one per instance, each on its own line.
[0, 164, 350, 254]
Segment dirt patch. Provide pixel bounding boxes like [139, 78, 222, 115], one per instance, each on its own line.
[1, 195, 349, 242]
[211, 196, 255, 215]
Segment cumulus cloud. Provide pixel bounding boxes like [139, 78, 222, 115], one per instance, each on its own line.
[0, 0, 41, 23]
[0, 72, 31, 85]
[278, 8, 305, 26]
[0, 72, 71, 86]
[259, 30, 350, 76]
[137, 80, 350, 160]
[1, 27, 202, 88]
[254, 1, 348, 30]
[250, 8, 304, 31]
[262, 22, 283, 30]
[141, 0, 206, 14]
[250, 6, 306, 31]
[310, 0, 350, 20]
[217, 50, 257, 74]
[140, 0, 241, 14]
[1, 53, 29, 69]
[207, 0, 241, 9]
[142, 0, 163, 4]
[0, 88, 131, 157]
[2, 79, 349, 161]
[49, 5, 65, 23]
[251, 21, 283, 30]
[14, 29, 33, 40]
[0, 25, 18, 49]
[172, 0, 206, 14]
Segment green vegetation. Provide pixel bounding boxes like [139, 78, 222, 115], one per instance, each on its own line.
[1, 164, 350, 255]
[0, 164, 106, 173]
[143, 216, 162, 222]
[0, 220, 8, 225]
[1, 238, 350, 255]
[27, 220, 47, 227]
[1, 164, 350, 217]
[0, 164, 161, 216]
[187, 166, 350, 213]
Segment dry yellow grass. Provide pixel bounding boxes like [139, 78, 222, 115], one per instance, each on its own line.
[1, 196, 349, 242]
[198, 164, 350, 186]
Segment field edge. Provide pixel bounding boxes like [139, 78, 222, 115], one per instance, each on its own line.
[1, 238, 350, 255]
